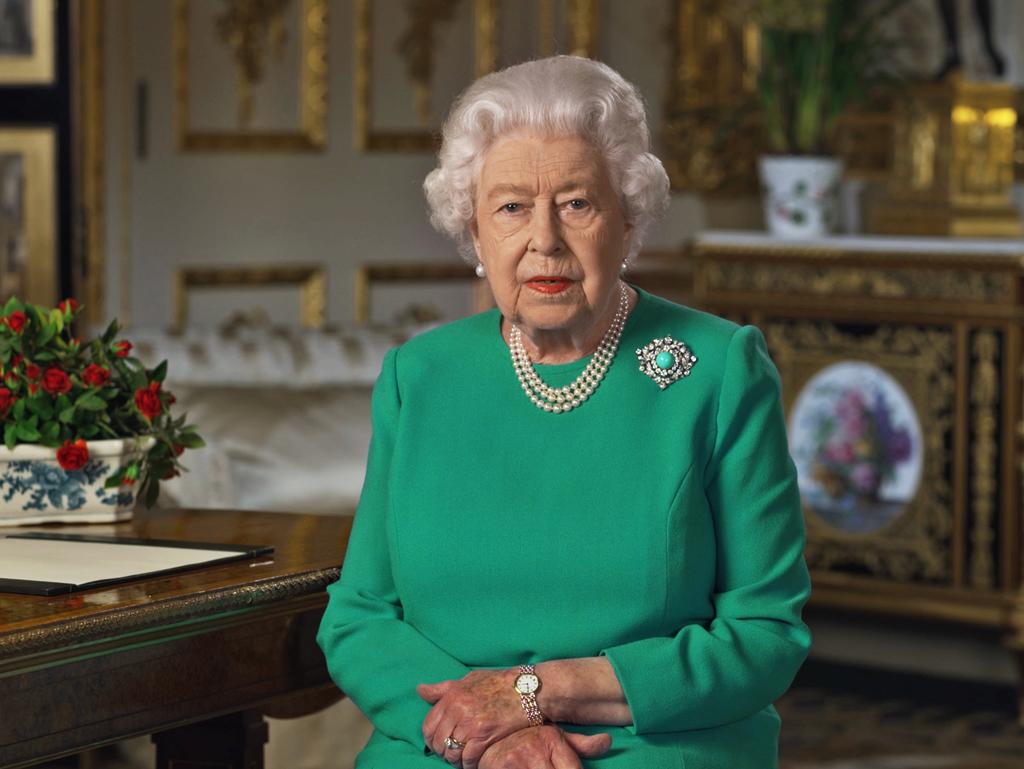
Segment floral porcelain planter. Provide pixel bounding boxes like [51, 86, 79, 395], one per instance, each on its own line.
[758, 155, 843, 238]
[0, 437, 152, 526]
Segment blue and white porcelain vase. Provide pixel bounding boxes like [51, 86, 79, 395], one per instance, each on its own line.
[0, 437, 152, 526]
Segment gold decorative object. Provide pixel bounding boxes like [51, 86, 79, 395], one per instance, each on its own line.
[355, 0, 598, 153]
[0, 0, 54, 84]
[690, 233, 1024, 713]
[76, 0, 107, 328]
[0, 129, 57, 308]
[869, 75, 1022, 237]
[969, 330, 998, 590]
[354, 262, 491, 324]
[397, 0, 462, 126]
[214, 0, 293, 128]
[767, 321, 953, 582]
[663, 0, 895, 193]
[174, 0, 328, 152]
[172, 265, 327, 331]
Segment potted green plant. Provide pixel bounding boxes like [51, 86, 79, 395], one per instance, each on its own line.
[755, 0, 908, 237]
[0, 297, 203, 525]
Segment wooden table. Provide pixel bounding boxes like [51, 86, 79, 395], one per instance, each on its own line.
[0, 508, 353, 769]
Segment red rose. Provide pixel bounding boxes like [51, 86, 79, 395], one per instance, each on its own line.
[134, 381, 162, 420]
[56, 439, 89, 471]
[41, 367, 71, 396]
[173, 443, 185, 456]
[3, 311, 27, 333]
[113, 340, 132, 358]
[0, 388, 15, 416]
[24, 364, 40, 380]
[81, 364, 111, 387]
[27, 383, 38, 395]
[58, 298, 80, 314]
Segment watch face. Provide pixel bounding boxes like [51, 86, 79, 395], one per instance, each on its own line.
[515, 674, 540, 694]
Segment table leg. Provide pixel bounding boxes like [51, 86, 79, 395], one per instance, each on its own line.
[152, 710, 268, 769]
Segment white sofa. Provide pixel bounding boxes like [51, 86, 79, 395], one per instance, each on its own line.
[128, 322, 434, 769]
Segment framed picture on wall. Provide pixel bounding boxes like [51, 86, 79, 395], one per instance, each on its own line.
[354, 0, 597, 152]
[174, 0, 328, 152]
[0, 127, 56, 307]
[0, 0, 55, 85]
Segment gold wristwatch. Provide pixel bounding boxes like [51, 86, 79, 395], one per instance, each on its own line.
[513, 664, 544, 726]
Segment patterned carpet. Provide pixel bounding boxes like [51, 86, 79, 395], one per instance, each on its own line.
[776, 663, 1023, 769]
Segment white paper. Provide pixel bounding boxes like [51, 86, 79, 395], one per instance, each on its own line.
[0, 536, 246, 587]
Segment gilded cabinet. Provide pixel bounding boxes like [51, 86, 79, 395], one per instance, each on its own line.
[690, 231, 1024, 714]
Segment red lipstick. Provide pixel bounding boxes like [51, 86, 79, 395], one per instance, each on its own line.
[526, 276, 573, 294]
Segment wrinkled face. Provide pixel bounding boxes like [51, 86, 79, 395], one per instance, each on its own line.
[471, 132, 632, 338]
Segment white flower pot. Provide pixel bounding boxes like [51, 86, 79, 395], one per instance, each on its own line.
[758, 156, 844, 238]
[0, 437, 152, 526]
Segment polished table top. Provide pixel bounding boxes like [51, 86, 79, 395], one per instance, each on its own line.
[0, 507, 352, 656]
[0, 508, 354, 768]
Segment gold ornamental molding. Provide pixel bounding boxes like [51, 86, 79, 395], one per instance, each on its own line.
[172, 265, 327, 331]
[76, 0, 106, 327]
[662, 2, 1024, 194]
[174, 0, 328, 152]
[355, 0, 598, 153]
[770, 321, 955, 583]
[969, 330, 999, 590]
[701, 261, 1016, 306]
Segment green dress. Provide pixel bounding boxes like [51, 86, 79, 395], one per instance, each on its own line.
[317, 287, 812, 769]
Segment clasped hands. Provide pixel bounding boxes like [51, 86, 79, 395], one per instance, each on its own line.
[417, 668, 612, 769]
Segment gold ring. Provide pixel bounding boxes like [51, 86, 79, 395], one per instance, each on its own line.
[444, 735, 466, 751]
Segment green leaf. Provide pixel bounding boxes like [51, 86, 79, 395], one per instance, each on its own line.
[4, 422, 16, 450]
[104, 467, 126, 488]
[15, 423, 40, 441]
[144, 478, 161, 508]
[55, 394, 72, 411]
[150, 360, 168, 383]
[81, 424, 99, 439]
[41, 421, 60, 440]
[101, 319, 120, 346]
[76, 395, 106, 411]
[59, 407, 76, 423]
[176, 432, 205, 449]
[26, 396, 53, 420]
[35, 321, 56, 347]
[12, 399, 25, 420]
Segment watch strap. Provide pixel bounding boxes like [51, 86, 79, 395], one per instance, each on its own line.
[517, 664, 545, 726]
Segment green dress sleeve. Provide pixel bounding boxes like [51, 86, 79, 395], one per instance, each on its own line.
[599, 325, 813, 734]
[316, 347, 471, 748]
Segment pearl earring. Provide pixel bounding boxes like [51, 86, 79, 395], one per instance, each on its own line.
[620, 259, 628, 273]
[475, 263, 486, 278]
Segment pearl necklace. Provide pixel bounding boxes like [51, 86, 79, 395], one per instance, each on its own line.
[509, 284, 629, 414]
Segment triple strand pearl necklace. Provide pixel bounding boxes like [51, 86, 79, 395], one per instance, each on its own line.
[509, 283, 630, 414]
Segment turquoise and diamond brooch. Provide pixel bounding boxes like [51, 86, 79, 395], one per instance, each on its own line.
[636, 336, 697, 389]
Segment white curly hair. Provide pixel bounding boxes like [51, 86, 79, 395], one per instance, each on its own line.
[423, 56, 670, 265]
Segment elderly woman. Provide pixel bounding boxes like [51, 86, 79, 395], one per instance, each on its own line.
[317, 56, 811, 769]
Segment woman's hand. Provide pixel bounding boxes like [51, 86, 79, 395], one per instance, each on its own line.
[418, 669, 528, 768]
[479, 725, 612, 769]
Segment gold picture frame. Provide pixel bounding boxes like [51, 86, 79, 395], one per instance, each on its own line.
[0, 0, 55, 85]
[354, 262, 492, 325]
[174, 0, 328, 152]
[0, 127, 57, 307]
[769, 321, 955, 584]
[172, 265, 326, 331]
[354, 0, 598, 152]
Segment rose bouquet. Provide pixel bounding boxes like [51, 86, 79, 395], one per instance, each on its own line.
[0, 297, 203, 509]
